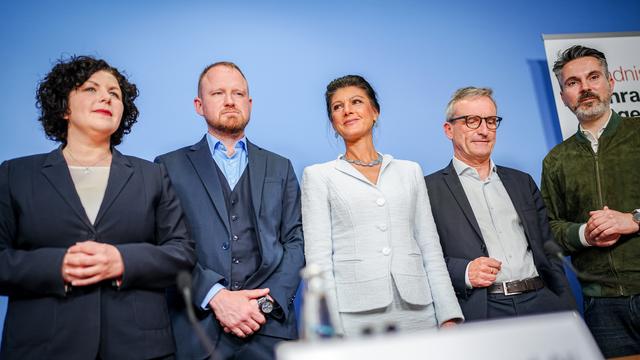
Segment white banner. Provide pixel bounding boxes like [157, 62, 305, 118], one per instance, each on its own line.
[543, 32, 640, 140]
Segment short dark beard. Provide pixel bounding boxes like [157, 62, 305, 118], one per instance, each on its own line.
[573, 91, 610, 122]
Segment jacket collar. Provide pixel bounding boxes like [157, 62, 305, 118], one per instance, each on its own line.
[333, 153, 392, 186]
[575, 110, 622, 143]
[441, 161, 484, 241]
[441, 161, 537, 248]
[186, 136, 268, 234]
[41, 147, 133, 227]
[187, 136, 231, 234]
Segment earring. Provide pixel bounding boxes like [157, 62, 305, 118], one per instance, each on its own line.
[334, 131, 340, 138]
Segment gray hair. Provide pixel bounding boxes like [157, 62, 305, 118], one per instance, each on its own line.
[552, 45, 609, 87]
[445, 87, 497, 120]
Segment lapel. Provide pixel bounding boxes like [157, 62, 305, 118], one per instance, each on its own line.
[496, 166, 533, 241]
[332, 153, 392, 186]
[186, 136, 231, 234]
[247, 140, 266, 217]
[441, 161, 484, 241]
[93, 149, 134, 225]
[41, 147, 93, 228]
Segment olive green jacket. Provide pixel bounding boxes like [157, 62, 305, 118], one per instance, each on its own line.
[541, 111, 640, 297]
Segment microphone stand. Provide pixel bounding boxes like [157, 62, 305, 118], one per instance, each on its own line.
[177, 271, 218, 360]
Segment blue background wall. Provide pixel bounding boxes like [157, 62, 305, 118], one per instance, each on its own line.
[1, 0, 638, 344]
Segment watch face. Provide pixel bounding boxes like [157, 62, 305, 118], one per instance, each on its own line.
[634, 210, 640, 222]
[260, 299, 274, 314]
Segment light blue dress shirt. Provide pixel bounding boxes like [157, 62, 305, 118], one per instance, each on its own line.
[201, 133, 249, 309]
[206, 132, 249, 190]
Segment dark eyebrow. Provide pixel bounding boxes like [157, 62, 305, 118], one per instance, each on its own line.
[83, 80, 120, 92]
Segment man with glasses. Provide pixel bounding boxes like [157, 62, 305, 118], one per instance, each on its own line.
[541, 45, 640, 358]
[425, 87, 574, 321]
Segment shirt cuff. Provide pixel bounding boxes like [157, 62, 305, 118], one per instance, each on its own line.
[579, 223, 592, 247]
[464, 263, 473, 289]
[200, 283, 225, 310]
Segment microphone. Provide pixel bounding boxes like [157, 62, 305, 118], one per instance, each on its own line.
[176, 271, 217, 360]
[543, 241, 635, 287]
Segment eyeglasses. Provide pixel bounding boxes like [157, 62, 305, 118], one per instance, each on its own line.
[448, 115, 502, 130]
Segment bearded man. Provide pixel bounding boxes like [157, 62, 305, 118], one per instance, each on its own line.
[156, 62, 304, 360]
[541, 45, 640, 358]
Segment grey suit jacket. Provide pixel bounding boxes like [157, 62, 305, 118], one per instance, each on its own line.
[302, 155, 462, 334]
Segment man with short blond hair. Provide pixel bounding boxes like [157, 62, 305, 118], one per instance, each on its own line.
[157, 62, 304, 360]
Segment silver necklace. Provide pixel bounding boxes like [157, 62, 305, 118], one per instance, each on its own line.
[65, 148, 111, 174]
[340, 152, 383, 167]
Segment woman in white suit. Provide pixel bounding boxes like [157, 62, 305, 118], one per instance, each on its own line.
[302, 75, 463, 337]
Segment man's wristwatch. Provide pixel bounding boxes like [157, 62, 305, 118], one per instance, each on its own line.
[257, 296, 274, 314]
[632, 209, 640, 230]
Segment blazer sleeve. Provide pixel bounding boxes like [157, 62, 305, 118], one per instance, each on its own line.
[115, 164, 196, 290]
[259, 160, 305, 319]
[301, 166, 343, 334]
[424, 174, 472, 298]
[0, 161, 68, 297]
[444, 255, 472, 298]
[412, 164, 464, 324]
[528, 173, 576, 308]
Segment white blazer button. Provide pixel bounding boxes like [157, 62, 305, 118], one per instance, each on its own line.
[382, 247, 391, 255]
[378, 224, 387, 231]
[376, 198, 386, 206]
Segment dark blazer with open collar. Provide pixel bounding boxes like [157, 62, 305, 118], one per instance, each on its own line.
[424, 161, 575, 321]
[0, 148, 196, 360]
[156, 136, 304, 359]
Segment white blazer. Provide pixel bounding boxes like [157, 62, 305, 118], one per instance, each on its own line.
[302, 154, 462, 333]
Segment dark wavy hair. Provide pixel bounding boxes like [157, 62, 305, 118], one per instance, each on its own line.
[36, 55, 139, 145]
[552, 45, 609, 88]
[325, 75, 380, 122]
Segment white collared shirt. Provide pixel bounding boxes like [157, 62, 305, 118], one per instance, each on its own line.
[578, 109, 612, 154]
[452, 157, 538, 288]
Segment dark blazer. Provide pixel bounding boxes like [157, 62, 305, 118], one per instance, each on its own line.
[156, 137, 304, 359]
[424, 162, 574, 321]
[0, 148, 196, 360]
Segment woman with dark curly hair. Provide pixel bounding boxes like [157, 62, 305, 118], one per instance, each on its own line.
[0, 56, 196, 359]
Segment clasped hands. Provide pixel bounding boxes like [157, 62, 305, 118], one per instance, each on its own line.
[61, 240, 124, 287]
[585, 206, 640, 247]
[209, 288, 271, 338]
